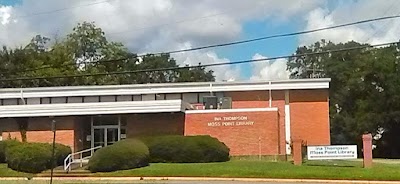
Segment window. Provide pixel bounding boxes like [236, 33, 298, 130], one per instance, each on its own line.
[51, 97, 67, 104]
[84, 96, 100, 103]
[41, 98, 51, 104]
[142, 94, 155, 101]
[67, 97, 83, 103]
[2, 99, 18, 105]
[199, 93, 212, 103]
[100, 96, 116, 102]
[166, 93, 181, 100]
[92, 115, 119, 126]
[133, 95, 142, 101]
[183, 93, 198, 103]
[116, 95, 132, 102]
[26, 98, 40, 105]
[156, 94, 165, 100]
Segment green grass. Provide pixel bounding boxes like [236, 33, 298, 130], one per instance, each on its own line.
[95, 160, 400, 181]
[0, 164, 31, 178]
[1, 160, 400, 181]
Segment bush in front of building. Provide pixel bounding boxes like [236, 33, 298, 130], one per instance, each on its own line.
[4, 141, 72, 173]
[88, 139, 149, 172]
[54, 143, 72, 166]
[0, 139, 22, 163]
[0, 142, 5, 163]
[6, 142, 53, 173]
[140, 135, 230, 163]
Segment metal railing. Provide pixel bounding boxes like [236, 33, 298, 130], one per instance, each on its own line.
[64, 146, 102, 172]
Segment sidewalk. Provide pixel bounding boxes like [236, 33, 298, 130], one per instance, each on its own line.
[1, 177, 399, 184]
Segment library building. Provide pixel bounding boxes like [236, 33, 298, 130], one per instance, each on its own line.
[0, 78, 331, 157]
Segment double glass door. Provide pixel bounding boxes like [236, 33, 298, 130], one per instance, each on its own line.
[93, 127, 119, 147]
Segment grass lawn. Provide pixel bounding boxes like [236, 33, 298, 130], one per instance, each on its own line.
[1, 160, 400, 181]
[96, 160, 400, 181]
[0, 164, 31, 178]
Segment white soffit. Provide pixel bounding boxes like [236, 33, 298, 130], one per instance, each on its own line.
[0, 100, 189, 118]
[0, 78, 331, 99]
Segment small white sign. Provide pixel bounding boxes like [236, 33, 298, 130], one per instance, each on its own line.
[121, 134, 127, 139]
[307, 145, 357, 160]
[86, 135, 91, 141]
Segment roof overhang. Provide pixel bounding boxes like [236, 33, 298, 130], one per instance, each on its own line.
[0, 78, 331, 99]
[0, 100, 192, 118]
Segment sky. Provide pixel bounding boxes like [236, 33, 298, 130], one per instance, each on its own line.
[0, 0, 399, 81]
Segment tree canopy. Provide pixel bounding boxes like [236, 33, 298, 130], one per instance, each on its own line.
[0, 22, 215, 88]
[287, 40, 400, 158]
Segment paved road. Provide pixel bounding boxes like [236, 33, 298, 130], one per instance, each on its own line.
[0, 180, 390, 184]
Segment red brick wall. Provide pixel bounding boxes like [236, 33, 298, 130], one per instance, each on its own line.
[290, 89, 330, 145]
[1, 117, 76, 152]
[126, 113, 185, 137]
[185, 110, 282, 156]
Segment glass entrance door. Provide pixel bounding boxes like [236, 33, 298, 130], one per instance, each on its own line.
[93, 127, 119, 147]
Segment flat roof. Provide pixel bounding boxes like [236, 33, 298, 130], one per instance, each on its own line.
[0, 100, 191, 118]
[0, 78, 330, 99]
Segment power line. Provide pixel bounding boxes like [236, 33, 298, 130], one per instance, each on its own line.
[1, 41, 397, 82]
[3, 15, 400, 76]
[13, 0, 114, 19]
[157, 15, 400, 55]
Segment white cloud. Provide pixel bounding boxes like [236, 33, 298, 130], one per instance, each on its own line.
[250, 53, 289, 81]
[0, 0, 324, 80]
[300, 0, 400, 46]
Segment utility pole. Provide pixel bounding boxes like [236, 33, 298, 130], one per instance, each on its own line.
[50, 118, 56, 184]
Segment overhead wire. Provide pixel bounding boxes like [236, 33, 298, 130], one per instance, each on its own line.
[2, 14, 400, 76]
[0, 40, 397, 82]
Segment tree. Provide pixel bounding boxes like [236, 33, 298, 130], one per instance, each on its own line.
[287, 40, 400, 158]
[0, 22, 215, 88]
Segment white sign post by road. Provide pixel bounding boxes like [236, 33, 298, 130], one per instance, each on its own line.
[307, 145, 357, 160]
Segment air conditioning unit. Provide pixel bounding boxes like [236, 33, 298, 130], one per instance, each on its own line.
[203, 96, 218, 109]
[220, 97, 232, 109]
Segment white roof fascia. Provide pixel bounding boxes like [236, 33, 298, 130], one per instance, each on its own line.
[0, 78, 330, 99]
[0, 100, 188, 118]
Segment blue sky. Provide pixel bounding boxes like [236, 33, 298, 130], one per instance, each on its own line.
[0, 0, 398, 81]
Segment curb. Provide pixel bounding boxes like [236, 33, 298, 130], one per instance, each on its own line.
[1, 177, 399, 183]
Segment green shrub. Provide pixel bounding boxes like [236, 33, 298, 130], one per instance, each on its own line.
[4, 141, 72, 173]
[88, 139, 149, 172]
[0, 142, 5, 163]
[0, 139, 22, 163]
[140, 135, 230, 163]
[54, 143, 72, 166]
[6, 142, 52, 173]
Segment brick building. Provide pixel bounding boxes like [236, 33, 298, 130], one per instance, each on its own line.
[0, 78, 330, 158]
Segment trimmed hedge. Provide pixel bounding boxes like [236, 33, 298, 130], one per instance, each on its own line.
[4, 141, 72, 173]
[0, 142, 5, 163]
[140, 135, 230, 163]
[0, 139, 22, 163]
[88, 139, 149, 172]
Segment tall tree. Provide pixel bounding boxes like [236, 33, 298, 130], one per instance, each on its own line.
[287, 40, 400, 158]
[0, 22, 215, 88]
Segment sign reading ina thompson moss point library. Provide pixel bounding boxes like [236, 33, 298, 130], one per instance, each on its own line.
[207, 116, 255, 127]
[307, 145, 358, 160]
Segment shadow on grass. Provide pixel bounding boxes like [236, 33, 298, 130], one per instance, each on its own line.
[305, 164, 356, 168]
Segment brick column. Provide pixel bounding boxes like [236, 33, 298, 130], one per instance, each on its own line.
[362, 133, 373, 168]
[292, 139, 303, 166]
